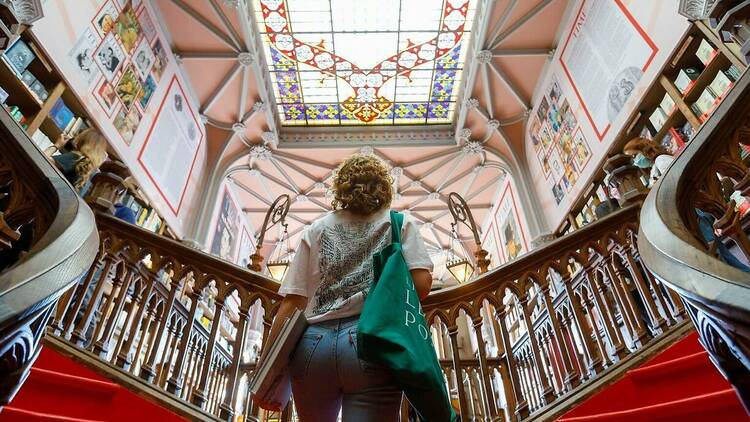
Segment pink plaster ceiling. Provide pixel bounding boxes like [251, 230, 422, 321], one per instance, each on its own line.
[153, 0, 573, 284]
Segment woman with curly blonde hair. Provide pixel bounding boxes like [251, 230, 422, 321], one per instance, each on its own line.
[258, 154, 434, 421]
[51, 129, 108, 191]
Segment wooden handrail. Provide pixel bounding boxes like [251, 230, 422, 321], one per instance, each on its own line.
[639, 58, 750, 414]
[0, 107, 99, 406]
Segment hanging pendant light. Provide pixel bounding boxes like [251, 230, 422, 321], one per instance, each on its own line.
[266, 224, 291, 282]
[446, 223, 474, 284]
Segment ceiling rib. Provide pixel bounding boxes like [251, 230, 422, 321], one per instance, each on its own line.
[488, 60, 530, 110]
[492, 48, 552, 57]
[175, 51, 237, 60]
[170, 0, 240, 51]
[486, 0, 518, 51]
[207, 0, 244, 50]
[490, 0, 556, 50]
[200, 62, 242, 115]
[480, 65, 495, 119]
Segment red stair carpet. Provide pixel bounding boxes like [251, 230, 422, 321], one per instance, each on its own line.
[0, 347, 185, 422]
[558, 332, 749, 421]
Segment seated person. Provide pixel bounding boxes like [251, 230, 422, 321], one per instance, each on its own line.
[623, 136, 673, 187]
[49, 129, 108, 192]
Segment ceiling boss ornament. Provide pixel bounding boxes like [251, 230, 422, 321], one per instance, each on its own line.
[255, 0, 476, 125]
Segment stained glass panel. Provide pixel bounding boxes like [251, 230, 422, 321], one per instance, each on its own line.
[253, 0, 478, 126]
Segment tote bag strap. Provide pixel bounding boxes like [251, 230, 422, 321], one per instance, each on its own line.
[389, 210, 404, 245]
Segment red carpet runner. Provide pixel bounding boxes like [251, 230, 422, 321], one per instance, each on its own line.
[0, 347, 185, 422]
[558, 332, 749, 421]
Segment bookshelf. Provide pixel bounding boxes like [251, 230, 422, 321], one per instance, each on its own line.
[0, 7, 176, 239]
[557, 21, 748, 235]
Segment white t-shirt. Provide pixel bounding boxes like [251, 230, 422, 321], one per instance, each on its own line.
[278, 208, 434, 324]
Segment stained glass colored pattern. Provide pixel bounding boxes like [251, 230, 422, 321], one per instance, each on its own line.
[253, 0, 477, 126]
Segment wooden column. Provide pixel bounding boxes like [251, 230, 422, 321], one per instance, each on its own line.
[192, 300, 225, 408]
[561, 274, 602, 375]
[116, 274, 156, 369]
[447, 325, 470, 419]
[93, 269, 135, 358]
[496, 309, 526, 420]
[71, 257, 115, 346]
[220, 305, 251, 420]
[471, 317, 500, 421]
[141, 277, 182, 383]
[167, 291, 201, 395]
[518, 295, 555, 404]
[541, 284, 578, 389]
[584, 267, 626, 360]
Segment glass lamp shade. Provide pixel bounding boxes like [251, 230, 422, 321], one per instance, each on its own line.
[446, 258, 474, 284]
[267, 260, 290, 282]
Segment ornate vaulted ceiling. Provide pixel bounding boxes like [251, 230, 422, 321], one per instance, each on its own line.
[154, 0, 572, 285]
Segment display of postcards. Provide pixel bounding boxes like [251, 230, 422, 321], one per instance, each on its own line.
[151, 39, 168, 81]
[572, 130, 591, 170]
[659, 93, 676, 115]
[674, 68, 701, 94]
[95, 79, 119, 115]
[559, 130, 573, 156]
[0, 86, 9, 104]
[93, 0, 119, 37]
[708, 70, 733, 98]
[695, 39, 717, 65]
[132, 38, 155, 80]
[548, 80, 561, 105]
[114, 5, 141, 53]
[94, 33, 125, 81]
[537, 96, 549, 122]
[552, 183, 565, 205]
[138, 8, 158, 43]
[113, 105, 142, 145]
[20, 69, 35, 86]
[540, 124, 553, 150]
[115, 66, 144, 110]
[648, 108, 668, 131]
[529, 117, 542, 150]
[29, 80, 48, 101]
[549, 150, 564, 181]
[547, 103, 563, 134]
[49, 99, 75, 130]
[4, 38, 35, 74]
[560, 99, 577, 131]
[139, 75, 156, 109]
[693, 88, 718, 116]
[67, 27, 101, 86]
[541, 154, 551, 177]
[564, 160, 578, 187]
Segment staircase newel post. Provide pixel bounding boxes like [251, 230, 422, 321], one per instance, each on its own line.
[167, 290, 201, 395]
[471, 316, 501, 421]
[541, 283, 579, 389]
[583, 265, 627, 360]
[116, 273, 157, 370]
[496, 309, 526, 420]
[620, 251, 669, 333]
[141, 276, 182, 383]
[220, 304, 251, 420]
[518, 294, 555, 404]
[71, 256, 116, 347]
[192, 299, 225, 408]
[447, 324, 470, 419]
[93, 267, 136, 358]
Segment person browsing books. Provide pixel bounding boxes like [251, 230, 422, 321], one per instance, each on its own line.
[48, 128, 108, 192]
[256, 154, 434, 421]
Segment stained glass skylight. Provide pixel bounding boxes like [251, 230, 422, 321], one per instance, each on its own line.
[252, 0, 478, 126]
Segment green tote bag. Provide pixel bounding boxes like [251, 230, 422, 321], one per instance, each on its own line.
[357, 210, 457, 422]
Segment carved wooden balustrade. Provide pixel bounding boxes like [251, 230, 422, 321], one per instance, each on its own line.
[49, 212, 281, 421]
[42, 197, 696, 422]
[422, 204, 688, 421]
[640, 62, 750, 414]
[0, 108, 98, 407]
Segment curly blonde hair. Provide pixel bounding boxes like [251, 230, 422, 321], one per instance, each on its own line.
[331, 154, 393, 215]
[72, 129, 108, 191]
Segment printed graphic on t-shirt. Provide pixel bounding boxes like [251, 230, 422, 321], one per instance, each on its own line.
[313, 221, 390, 316]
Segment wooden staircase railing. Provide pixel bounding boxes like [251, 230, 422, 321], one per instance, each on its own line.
[0, 108, 99, 407]
[639, 55, 750, 414]
[44, 192, 697, 421]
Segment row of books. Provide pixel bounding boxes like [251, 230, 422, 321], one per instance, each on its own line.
[690, 68, 739, 121]
[120, 192, 164, 233]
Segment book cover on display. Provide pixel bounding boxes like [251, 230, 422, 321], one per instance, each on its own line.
[648, 108, 668, 131]
[4, 38, 35, 74]
[659, 93, 676, 115]
[49, 99, 74, 130]
[695, 38, 717, 65]
[708, 71, 733, 98]
[675, 68, 701, 93]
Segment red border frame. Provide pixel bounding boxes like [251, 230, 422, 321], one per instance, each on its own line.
[91, 0, 119, 39]
[571, 127, 592, 172]
[559, 0, 658, 141]
[493, 181, 529, 261]
[137, 76, 203, 215]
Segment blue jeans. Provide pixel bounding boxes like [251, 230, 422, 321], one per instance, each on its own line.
[290, 316, 402, 422]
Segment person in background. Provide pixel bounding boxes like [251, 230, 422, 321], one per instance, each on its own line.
[49, 128, 108, 192]
[623, 136, 673, 187]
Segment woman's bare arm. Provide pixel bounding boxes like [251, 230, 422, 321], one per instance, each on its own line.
[410, 269, 432, 301]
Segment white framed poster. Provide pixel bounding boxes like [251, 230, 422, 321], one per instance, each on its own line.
[211, 187, 240, 262]
[560, 0, 658, 140]
[137, 76, 203, 214]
